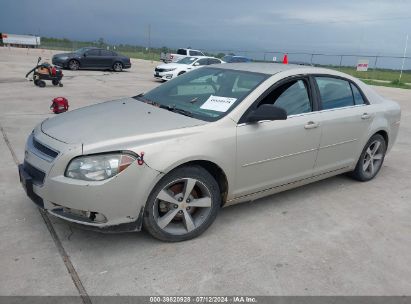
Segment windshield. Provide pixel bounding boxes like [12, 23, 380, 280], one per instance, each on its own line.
[177, 57, 198, 65]
[135, 67, 268, 122]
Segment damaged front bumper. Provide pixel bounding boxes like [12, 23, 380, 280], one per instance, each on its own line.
[19, 129, 163, 232]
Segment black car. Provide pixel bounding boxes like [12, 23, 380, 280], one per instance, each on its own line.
[52, 47, 131, 72]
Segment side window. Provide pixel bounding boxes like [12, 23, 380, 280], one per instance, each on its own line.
[209, 59, 221, 65]
[259, 79, 312, 116]
[86, 49, 100, 56]
[315, 77, 354, 110]
[196, 58, 209, 66]
[190, 51, 201, 56]
[100, 50, 112, 56]
[177, 49, 187, 55]
[351, 83, 366, 105]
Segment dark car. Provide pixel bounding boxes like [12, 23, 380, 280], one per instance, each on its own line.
[52, 47, 131, 72]
[222, 55, 252, 63]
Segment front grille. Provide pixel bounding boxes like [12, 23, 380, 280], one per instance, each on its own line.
[155, 68, 165, 73]
[24, 161, 46, 185]
[32, 137, 59, 159]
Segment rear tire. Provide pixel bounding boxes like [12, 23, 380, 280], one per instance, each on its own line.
[143, 166, 220, 242]
[350, 134, 387, 181]
[113, 62, 123, 72]
[52, 79, 59, 86]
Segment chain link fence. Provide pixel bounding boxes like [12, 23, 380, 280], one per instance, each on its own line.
[29, 38, 411, 84]
[203, 49, 411, 84]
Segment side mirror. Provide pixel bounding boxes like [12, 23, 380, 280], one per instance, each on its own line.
[246, 105, 287, 123]
[83, 53, 87, 57]
[193, 62, 200, 66]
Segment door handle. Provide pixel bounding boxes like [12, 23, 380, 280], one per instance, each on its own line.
[304, 121, 320, 129]
[361, 113, 371, 120]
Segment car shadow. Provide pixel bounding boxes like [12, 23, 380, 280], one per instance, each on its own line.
[50, 172, 362, 249]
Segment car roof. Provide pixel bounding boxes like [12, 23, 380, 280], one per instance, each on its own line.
[213, 62, 351, 77]
[195, 56, 219, 59]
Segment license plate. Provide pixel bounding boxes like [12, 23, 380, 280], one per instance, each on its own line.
[18, 164, 44, 208]
[18, 164, 33, 197]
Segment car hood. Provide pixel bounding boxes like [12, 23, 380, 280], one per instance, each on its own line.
[41, 97, 206, 146]
[157, 63, 186, 69]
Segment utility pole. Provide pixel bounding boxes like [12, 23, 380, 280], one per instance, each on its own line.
[399, 34, 409, 82]
[147, 24, 152, 62]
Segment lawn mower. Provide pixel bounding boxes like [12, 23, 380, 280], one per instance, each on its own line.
[26, 57, 63, 88]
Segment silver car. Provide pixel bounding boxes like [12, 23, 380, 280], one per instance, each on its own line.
[19, 63, 401, 241]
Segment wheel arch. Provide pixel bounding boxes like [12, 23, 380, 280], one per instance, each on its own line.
[168, 160, 229, 206]
[374, 129, 389, 146]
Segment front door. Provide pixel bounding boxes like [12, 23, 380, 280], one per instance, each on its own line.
[235, 77, 322, 198]
[81, 49, 101, 68]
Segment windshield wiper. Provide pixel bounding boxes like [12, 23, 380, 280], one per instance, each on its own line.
[134, 95, 160, 106]
[133, 96, 193, 117]
[159, 105, 193, 117]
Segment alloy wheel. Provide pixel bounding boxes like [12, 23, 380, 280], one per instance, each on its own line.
[362, 140, 384, 178]
[153, 178, 212, 235]
[69, 60, 79, 70]
[113, 62, 123, 72]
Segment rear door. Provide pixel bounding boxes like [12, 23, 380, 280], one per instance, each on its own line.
[99, 50, 115, 68]
[312, 76, 373, 174]
[235, 76, 322, 197]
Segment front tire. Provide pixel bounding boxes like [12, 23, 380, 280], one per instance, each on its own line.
[68, 60, 80, 71]
[350, 134, 387, 181]
[143, 166, 221, 242]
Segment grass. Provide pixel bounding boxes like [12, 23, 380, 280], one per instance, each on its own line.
[362, 79, 411, 89]
[120, 51, 161, 62]
[333, 66, 411, 84]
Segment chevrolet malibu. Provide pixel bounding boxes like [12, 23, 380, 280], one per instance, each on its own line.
[19, 63, 401, 241]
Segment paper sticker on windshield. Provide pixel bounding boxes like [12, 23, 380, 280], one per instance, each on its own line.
[200, 95, 237, 112]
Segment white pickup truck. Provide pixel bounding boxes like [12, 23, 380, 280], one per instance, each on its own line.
[163, 48, 205, 63]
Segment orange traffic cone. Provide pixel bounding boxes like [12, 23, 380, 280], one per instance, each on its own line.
[283, 54, 288, 64]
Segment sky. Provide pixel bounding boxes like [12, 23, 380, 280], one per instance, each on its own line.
[1, 0, 411, 57]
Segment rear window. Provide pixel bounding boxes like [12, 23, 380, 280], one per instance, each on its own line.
[351, 83, 366, 105]
[100, 50, 114, 56]
[190, 50, 203, 56]
[315, 77, 354, 110]
[177, 49, 187, 55]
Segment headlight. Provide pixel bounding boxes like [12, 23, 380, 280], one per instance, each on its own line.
[65, 153, 136, 181]
[164, 68, 176, 72]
